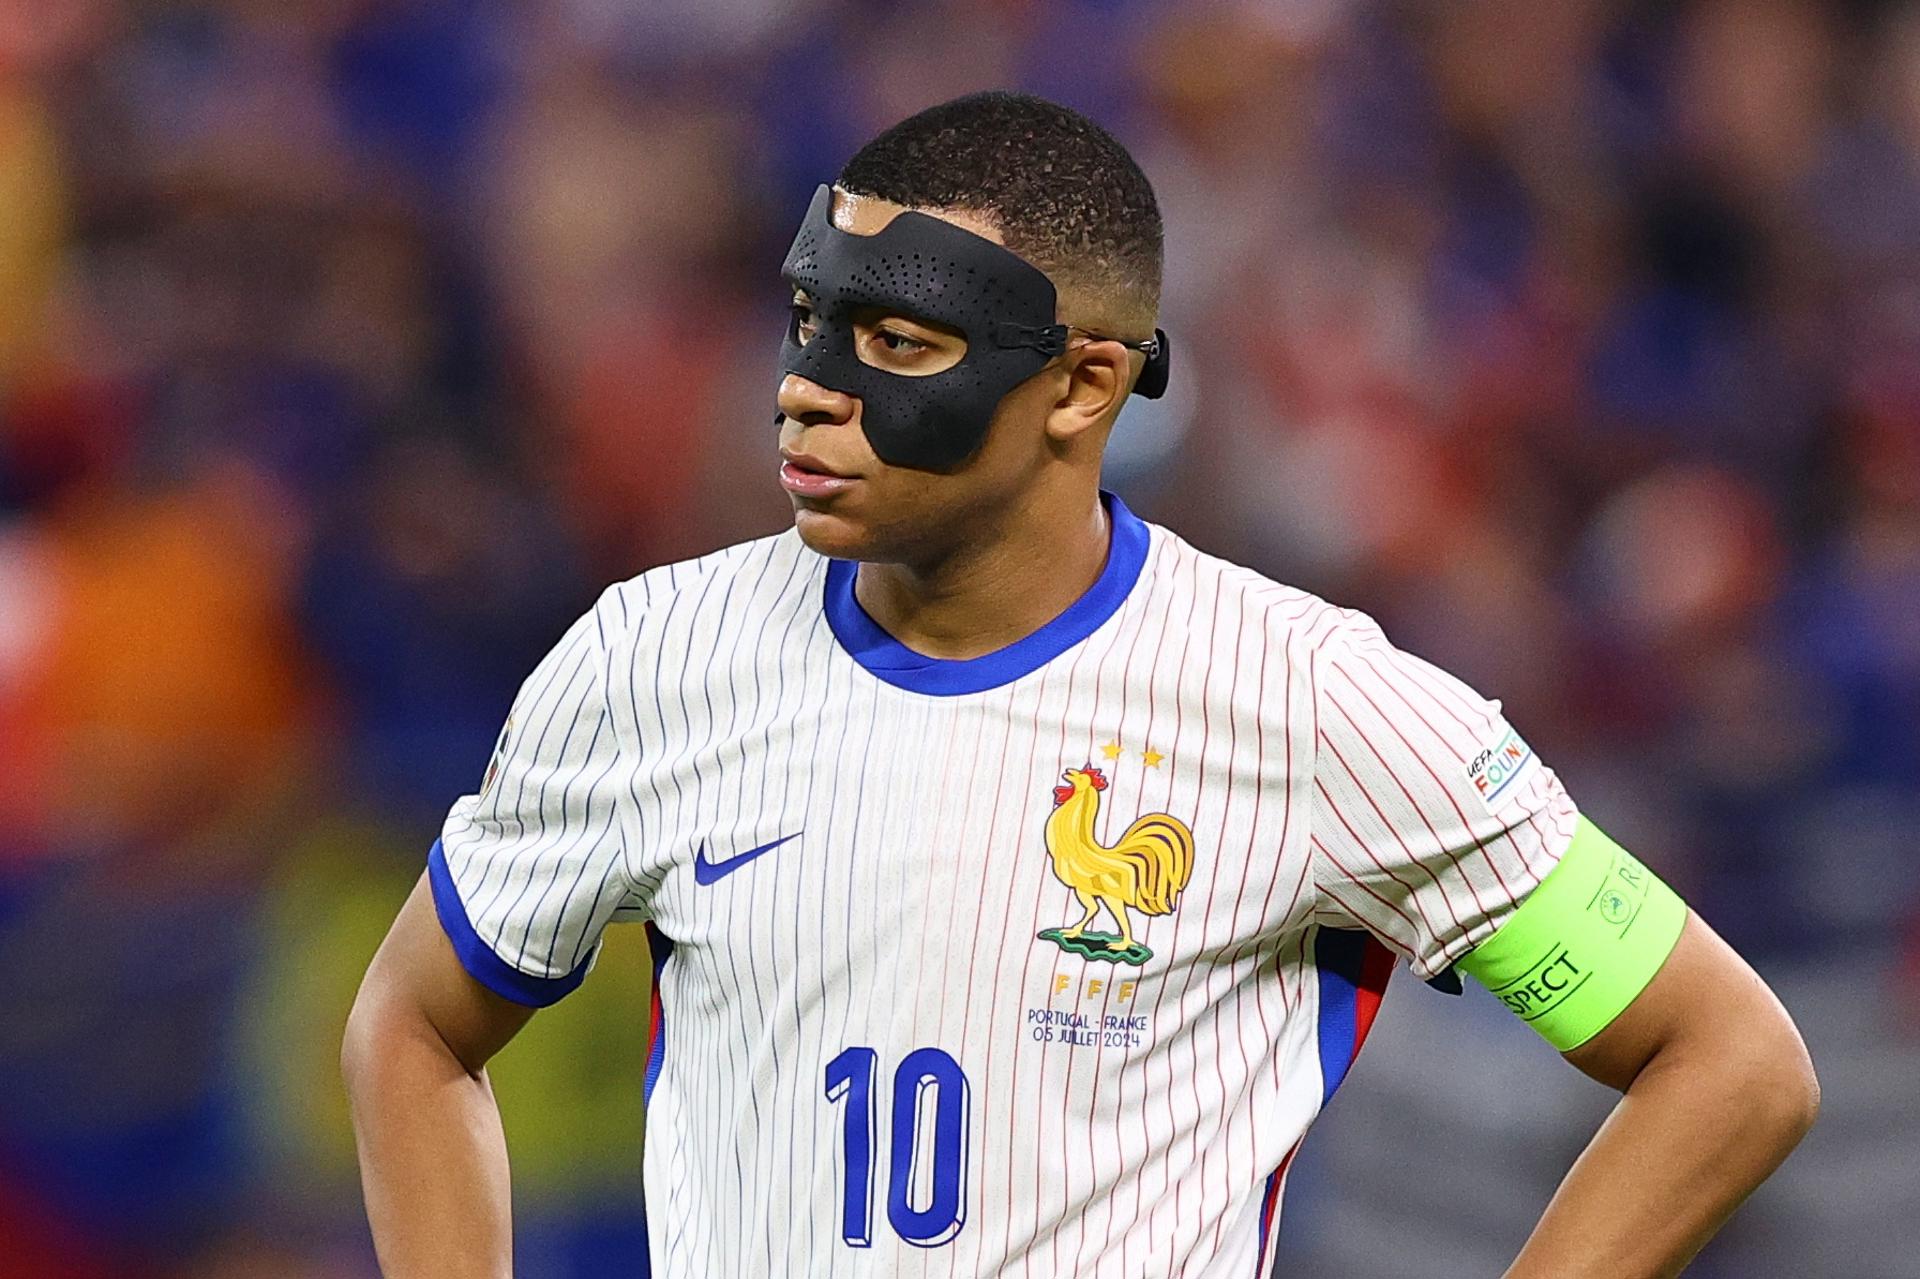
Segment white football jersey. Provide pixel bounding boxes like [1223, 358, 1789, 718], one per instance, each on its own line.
[430, 494, 1577, 1278]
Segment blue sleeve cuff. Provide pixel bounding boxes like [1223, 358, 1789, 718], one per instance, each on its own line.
[427, 840, 591, 1008]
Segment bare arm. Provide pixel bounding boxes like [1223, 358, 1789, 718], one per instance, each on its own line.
[1504, 912, 1819, 1278]
[342, 874, 537, 1279]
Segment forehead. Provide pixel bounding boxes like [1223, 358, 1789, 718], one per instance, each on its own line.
[828, 186, 1004, 246]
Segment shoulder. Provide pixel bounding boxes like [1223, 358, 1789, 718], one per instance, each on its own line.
[1135, 520, 1366, 657]
[597, 529, 818, 640]
[582, 530, 826, 705]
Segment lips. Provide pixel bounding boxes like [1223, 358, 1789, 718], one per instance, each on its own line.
[779, 449, 860, 499]
[780, 449, 852, 479]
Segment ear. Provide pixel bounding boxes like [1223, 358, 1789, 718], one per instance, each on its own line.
[1041, 338, 1133, 447]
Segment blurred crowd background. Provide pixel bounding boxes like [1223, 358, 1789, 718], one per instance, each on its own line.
[0, 0, 1915, 1275]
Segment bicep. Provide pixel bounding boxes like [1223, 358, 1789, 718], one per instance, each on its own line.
[354, 873, 537, 1075]
[1563, 911, 1804, 1093]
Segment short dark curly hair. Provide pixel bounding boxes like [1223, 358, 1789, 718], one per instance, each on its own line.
[837, 91, 1163, 335]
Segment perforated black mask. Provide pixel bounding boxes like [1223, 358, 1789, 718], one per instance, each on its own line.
[779, 185, 1167, 472]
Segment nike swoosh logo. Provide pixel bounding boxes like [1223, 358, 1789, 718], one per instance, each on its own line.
[693, 832, 803, 886]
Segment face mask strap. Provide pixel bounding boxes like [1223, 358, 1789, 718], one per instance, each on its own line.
[1002, 324, 1171, 401]
[992, 321, 1070, 357]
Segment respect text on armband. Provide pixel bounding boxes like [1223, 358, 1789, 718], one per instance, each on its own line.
[1491, 945, 1588, 1020]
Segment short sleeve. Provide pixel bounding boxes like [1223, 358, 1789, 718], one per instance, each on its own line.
[429, 591, 635, 1006]
[1307, 612, 1579, 979]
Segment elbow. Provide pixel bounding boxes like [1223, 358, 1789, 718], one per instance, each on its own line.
[1777, 1037, 1821, 1146]
[1655, 997, 1821, 1160]
[1737, 1017, 1821, 1154]
[340, 981, 388, 1111]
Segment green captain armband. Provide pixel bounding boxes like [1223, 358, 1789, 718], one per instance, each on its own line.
[1457, 817, 1688, 1051]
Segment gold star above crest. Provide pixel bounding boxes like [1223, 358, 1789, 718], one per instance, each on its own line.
[1141, 748, 1164, 768]
[1100, 741, 1124, 760]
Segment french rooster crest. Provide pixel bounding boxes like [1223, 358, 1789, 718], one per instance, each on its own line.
[1038, 764, 1196, 966]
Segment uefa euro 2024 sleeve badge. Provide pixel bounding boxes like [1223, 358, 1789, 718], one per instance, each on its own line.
[1038, 758, 1196, 966]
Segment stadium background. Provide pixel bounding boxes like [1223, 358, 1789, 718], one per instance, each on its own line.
[0, 0, 1915, 1275]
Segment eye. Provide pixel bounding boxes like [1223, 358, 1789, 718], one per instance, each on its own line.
[875, 327, 929, 355]
[789, 300, 818, 342]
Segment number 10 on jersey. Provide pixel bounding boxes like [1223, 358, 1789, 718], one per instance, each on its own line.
[824, 1046, 971, 1248]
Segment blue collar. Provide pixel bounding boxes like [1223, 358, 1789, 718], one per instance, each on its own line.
[822, 492, 1151, 696]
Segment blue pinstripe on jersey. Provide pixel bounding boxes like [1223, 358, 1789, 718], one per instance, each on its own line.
[427, 840, 589, 1006]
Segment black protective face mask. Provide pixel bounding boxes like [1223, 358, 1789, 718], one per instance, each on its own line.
[779, 184, 1168, 472]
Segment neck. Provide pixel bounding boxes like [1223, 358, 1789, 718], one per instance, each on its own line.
[853, 483, 1111, 661]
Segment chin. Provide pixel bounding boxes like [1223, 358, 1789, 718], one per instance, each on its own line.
[791, 504, 882, 561]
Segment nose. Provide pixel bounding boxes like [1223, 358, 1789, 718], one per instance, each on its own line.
[777, 372, 857, 427]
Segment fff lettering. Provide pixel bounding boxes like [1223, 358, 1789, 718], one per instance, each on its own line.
[1499, 948, 1582, 1016]
[1052, 973, 1137, 1002]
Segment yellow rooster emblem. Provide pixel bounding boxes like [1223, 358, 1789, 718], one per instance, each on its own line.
[1038, 765, 1196, 966]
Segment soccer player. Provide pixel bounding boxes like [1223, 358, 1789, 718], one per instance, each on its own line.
[342, 92, 1817, 1278]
